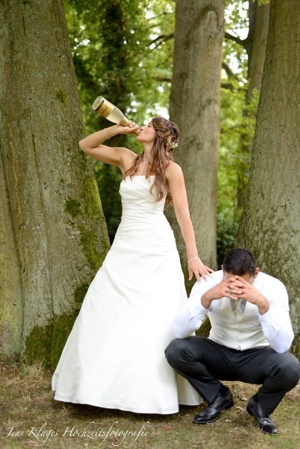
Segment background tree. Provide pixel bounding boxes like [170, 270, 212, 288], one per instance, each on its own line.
[217, 0, 269, 265]
[230, 0, 269, 210]
[168, 0, 225, 290]
[237, 0, 300, 357]
[0, 0, 109, 368]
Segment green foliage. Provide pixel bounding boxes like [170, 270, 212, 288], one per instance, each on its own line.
[69, 0, 147, 129]
[93, 162, 123, 242]
[64, 0, 175, 132]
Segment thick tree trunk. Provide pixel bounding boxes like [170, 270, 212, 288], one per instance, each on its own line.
[0, 0, 110, 368]
[168, 0, 225, 290]
[237, 0, 300, 358]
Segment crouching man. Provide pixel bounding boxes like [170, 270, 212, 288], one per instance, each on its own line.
[165, 248, 300, 435]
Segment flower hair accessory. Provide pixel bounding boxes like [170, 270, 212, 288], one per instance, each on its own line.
[170, 141, 178, 149]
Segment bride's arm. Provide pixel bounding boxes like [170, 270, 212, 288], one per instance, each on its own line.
[166, 162, 213, 281]
[79, 123, 139, 172]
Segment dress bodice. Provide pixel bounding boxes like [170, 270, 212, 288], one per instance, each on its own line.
[120, 176, 166, 220]
[117, 175, 173, 243]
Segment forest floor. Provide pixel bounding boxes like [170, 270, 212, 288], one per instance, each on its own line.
[0, 361, 299, 449]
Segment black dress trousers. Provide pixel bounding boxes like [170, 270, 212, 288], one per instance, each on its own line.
[165, 336, 300, 415]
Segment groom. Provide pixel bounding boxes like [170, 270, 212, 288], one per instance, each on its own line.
[165, 248, 300, 435]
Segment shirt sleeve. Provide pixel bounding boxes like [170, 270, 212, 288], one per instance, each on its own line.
[258, 282, 294, 353]
[173, 274, 220, 338]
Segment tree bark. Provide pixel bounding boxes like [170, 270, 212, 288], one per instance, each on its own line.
[168, 0, 225, 290]
[237, 0, 270, 209]
[237, 0, 300, 357]
[246, 1, 270, 97]
[0, 0, 110, 368]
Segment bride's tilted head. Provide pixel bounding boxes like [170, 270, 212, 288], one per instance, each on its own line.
[125, 117, 180, 206]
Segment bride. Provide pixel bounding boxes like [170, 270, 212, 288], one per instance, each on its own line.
[52, 117, 212, 414]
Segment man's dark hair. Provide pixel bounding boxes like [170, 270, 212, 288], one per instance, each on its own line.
[222, 248, 256, 276]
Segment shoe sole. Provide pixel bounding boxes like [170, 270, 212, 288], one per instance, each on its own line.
[193, 400, 234, 424]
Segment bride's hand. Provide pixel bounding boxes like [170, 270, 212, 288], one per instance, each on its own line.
[115, 121, 140, 135]
[188, 258, 214, 282]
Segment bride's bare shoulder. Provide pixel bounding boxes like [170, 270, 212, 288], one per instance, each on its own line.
[165, 161, 183, 179]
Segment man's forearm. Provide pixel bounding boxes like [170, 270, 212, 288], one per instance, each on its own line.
[201, 291, 213, 309]
[256, 295, 270, 315]
[259, 306, 294, 353]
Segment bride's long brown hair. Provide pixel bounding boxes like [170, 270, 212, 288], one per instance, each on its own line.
[124, 117, 180, 207]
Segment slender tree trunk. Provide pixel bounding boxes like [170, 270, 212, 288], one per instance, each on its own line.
[237, 0, 300, 358]
[246, 1, 270, 97]
[168, 0, 225, 290]
[0, 0, 110, 368]
[237, 0, 270, 209]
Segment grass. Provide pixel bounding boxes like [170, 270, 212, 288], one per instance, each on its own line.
[0, 361, 299, 449]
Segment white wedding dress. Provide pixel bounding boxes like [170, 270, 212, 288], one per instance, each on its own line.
[52, 175, 201, 413]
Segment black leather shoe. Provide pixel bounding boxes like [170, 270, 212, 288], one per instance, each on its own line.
[246, 396, 277, 435]
[193, 389, 234, 424]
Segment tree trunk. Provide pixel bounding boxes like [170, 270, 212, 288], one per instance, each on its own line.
[0, 0, 110, 368]
[246, 1, 270, 98]
[237, 0, 270, 210]
[168, 0, 225, 291]
[237, 0, 300, 358]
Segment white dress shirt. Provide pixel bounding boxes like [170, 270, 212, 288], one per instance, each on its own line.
[174, 271, 294, 353]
